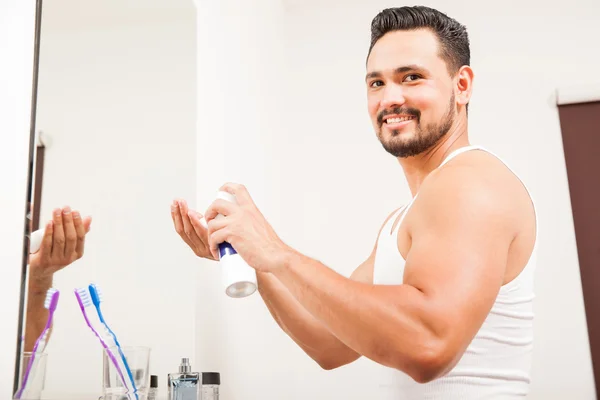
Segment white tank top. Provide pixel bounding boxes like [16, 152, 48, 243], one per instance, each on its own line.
[371, 145, 537, 399]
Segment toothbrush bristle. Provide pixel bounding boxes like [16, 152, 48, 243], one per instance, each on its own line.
[75, 287, 92, 307]
[44, 288, 59, 310]
[89, 283, 104, 304]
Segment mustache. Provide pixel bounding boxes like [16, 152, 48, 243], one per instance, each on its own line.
[377, 107, 420, 126]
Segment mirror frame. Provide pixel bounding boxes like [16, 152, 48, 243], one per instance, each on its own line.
[9, 0, 42, 398]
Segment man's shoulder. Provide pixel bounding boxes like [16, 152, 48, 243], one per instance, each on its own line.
[426, 150, 527, 202]
[414, 151, 531, 232]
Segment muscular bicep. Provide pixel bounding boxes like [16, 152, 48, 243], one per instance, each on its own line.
[402, 172, 516, 357]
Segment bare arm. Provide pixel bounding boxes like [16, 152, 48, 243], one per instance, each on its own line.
[257, 255, 371, 369]
[24, 276, 53, 352]
[25, 207, 91, 351]
[255, 208, 403, 369]
[173, 197, 401, 369]
[267, 169, 519, 383]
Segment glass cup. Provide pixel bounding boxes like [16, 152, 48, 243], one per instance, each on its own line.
[14, 352, 48, 400]
[102, 346, 151, 400]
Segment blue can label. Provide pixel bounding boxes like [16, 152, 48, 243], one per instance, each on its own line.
[218, 242, 237, 259]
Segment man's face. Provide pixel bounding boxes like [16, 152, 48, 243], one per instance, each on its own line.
[366, 29, 457, 158]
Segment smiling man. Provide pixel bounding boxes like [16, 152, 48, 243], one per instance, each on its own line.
[172, 5, 537, 399]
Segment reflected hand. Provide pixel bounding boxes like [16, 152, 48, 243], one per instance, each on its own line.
[171, 199, 216, 261]
[29, 206, 92, 282]
[204, 183, 290, 272]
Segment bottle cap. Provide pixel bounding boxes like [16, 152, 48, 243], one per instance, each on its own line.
[179, 358, 191, 373]
[150, 375, 158, 388]
[202, 372, 220, 385]
[220, 252, 257, 298]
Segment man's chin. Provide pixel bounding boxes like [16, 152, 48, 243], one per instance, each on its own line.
[380, 136, 433, 158]
[383, 125, 420, 143]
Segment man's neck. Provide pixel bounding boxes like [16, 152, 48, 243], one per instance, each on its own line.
[399, 120, 470, 197]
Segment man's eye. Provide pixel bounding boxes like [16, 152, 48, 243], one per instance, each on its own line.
[370, 80, 384, 88]
[404, 74, 421, 82]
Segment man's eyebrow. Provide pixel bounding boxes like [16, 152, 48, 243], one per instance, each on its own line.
[365, 65, 430, 82]
[365, 71, 382, 82]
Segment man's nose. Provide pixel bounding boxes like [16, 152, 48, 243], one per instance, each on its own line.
[380, 83, 406, 110]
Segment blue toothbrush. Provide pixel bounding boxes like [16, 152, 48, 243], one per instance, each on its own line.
[89, 283, 138, 400]
[74, 287, 132, 398]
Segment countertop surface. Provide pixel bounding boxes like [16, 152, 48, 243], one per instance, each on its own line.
[36, 394, 168, 400]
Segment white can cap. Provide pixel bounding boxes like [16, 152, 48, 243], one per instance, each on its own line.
[221, 252, 257, 298]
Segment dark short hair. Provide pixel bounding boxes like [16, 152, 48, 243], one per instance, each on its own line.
[367, 6, 470, 75]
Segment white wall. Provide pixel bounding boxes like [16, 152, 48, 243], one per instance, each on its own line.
[34, 1, 198, 396]
[0, 0, 37, 397]
[194, 1, 291, 399]
[196, 0, 599, 399]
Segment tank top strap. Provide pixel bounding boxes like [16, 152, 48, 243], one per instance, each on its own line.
[438, 145, 487, 168]
[390, 194, 419, 236]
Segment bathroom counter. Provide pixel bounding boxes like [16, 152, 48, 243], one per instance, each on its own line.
[39, 394, 168, 400]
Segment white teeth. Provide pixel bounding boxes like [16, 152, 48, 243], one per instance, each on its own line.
[386, 116, 414, 123]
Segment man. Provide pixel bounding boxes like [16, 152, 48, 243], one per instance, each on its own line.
[25, 206, 92, 352]
[172, 6, 537, 398]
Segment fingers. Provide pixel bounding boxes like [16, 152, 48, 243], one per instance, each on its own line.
[171, 200, 185, 236]
[83, 216, 92, 233]
[198, 213, 208, 229]
[40, 220, 54, 255]
[219, 182, 254, 206]
[178, 200, 196, 241]
[188, 210, 208, 238]
[206, 216, 228, 237]
[205, 199, 236, 223]
[73, 211, 87, 258]
[209, 228, 230, 260]
[171, 200, 196, 249]
[62, 207, 77, 258]
[51, 208, 65, 258]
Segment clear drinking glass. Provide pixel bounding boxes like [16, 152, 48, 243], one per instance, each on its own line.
[102, 346, 151, 400]
[14, 352, 48, 400]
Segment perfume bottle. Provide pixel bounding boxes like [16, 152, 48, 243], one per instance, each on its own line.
[168, 358, 199, 400]
[148, 375, 158, 400]
[201, 372, 220, 400]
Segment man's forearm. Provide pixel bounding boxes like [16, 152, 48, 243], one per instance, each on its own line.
[257, 272, 360, 369]
[24, 275, 53, 352]
[271, 249, 439, 378]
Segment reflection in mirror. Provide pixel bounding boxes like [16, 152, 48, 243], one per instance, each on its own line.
[16, 0, 198, 398]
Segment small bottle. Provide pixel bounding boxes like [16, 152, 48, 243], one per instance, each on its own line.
[201, 372, 220, 400]
[215, 191, 257, 298]
[168, 358, 200, 400]
[148, 375, 158, 400]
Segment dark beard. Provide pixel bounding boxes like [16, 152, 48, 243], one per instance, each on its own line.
[377, 94, 455, 158]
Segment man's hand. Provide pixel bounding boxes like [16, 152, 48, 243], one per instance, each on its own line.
[171, 199, 216, 261]
[29, 206, 92, 287]
[204, 183, 290, 272]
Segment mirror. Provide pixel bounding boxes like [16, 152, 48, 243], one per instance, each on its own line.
[16, 0, 199, 398]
